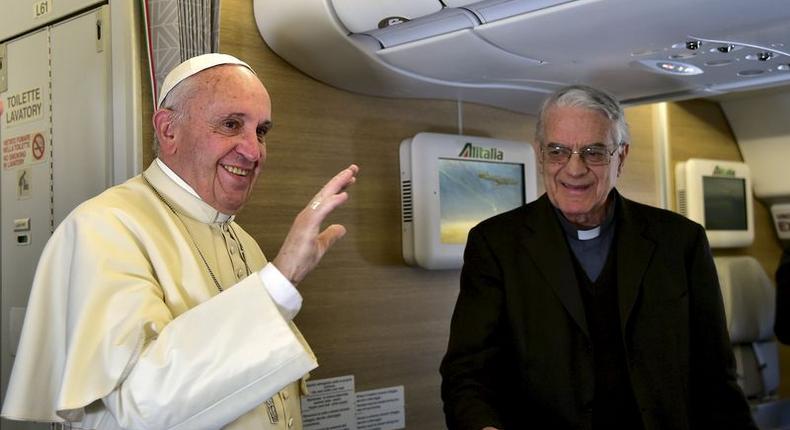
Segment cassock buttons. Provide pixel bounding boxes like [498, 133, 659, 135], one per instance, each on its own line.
[288, 417, 294, 428]
[230, 244, 237, 255]
[237, 268, 245, 279]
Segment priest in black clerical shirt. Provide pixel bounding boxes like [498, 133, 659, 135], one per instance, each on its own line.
[440, 85, 755, 430]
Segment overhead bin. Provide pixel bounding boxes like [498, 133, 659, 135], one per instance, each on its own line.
[377, 30, 544, 83]
[255, 0, 790, 114]
[330, 0, 443, 33]
[451, 0, 576, 23]
[442, 0, 479, 6]
[361, 8, 480, 48]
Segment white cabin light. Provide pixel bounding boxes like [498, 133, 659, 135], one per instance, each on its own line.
[639, 59, 704, 75]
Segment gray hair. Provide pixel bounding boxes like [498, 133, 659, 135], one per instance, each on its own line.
[152, 77, 195, 157]
[534, 85, 630, 147]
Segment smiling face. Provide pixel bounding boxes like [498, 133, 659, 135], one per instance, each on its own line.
[155, 65, 272, 214]
[540, 105, 628, 227]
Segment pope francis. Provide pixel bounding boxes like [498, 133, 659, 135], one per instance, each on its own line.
[1, 53, 359, 429]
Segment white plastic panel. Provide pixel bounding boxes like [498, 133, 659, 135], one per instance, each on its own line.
[51, 7, 112, 226]
[401, 133, 538, 269]
[443, 0, 481, 6]
[675, 159, 754, 248]
[330, 0, 443, 33]
[363, 8, 479, 48]
[257, 0, 790, 114]
[255, 0, 553, 114]
[720, 89, 790, 200]
[0, 0, 105, 41]
[0, 28, 53, 430]
[459, 0, 576, 23]
[377, 29, 544, 83]
[472, 0, 790, 102]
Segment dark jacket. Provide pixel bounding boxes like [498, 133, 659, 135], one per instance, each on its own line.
[774, 247, 790, 344]
[440, 192, 755, 430]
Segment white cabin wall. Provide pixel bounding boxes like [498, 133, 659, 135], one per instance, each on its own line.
[719, 88, 790, 202]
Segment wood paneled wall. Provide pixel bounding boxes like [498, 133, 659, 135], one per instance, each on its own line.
[220, 5, 532, 429]
[621, 104, 659, 207]
[213, 2, 660, 428]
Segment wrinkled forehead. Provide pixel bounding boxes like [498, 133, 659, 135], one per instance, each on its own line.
[181, 66, 271, 124]
[189, 64, 261, 92]
[544, 106, 615, 141]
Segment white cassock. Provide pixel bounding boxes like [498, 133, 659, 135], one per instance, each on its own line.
[1, 160, 317, 429]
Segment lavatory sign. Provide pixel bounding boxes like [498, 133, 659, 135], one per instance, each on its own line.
[4, 88, 44, 127]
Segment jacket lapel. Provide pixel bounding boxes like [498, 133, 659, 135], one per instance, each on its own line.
[615, 193, 656, 333]
[521, 195, 589, 338]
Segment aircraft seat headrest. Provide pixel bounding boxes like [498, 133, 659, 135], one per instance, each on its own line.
[714, 256, 775, 343]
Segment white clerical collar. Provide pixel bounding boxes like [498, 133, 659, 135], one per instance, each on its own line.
[155, 158, 233, 223]
[577, 226, 601, 241]
[156, 158, 199, 198]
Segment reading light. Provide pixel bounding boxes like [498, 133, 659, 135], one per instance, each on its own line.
[639, 60, 703, 75]
[746, 52, 775, 61]
[717, 44, 737, 53]
[759, 52, 774, 61]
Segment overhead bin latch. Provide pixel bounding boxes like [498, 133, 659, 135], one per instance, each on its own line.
[0, 44, 7, 93]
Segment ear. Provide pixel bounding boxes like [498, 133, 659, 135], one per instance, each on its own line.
[616, 143, 630, 177]
[153, 108, 178, 156]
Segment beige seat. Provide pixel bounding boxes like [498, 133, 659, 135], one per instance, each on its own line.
[716, 256, 790, 429]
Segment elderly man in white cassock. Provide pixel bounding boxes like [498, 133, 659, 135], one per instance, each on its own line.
[1, 53, 359, 429]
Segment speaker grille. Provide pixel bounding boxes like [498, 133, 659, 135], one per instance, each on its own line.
[401, 180, 413, 223]
[678, 189, 687, 216]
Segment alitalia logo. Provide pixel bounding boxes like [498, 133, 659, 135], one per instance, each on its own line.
[713, 165, 736, 177]
[458, 142, 503, 160]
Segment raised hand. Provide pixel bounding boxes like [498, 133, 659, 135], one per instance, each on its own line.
[272, 164, 359, 285]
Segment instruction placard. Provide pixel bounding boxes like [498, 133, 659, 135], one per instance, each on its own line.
[302, 376, 405, 430]
[3, 132, 48, 170]
[356, 387, 405, 430]
[302, 375, 356, 430]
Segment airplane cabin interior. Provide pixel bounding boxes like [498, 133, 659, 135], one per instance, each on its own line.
[1, 0, 790, 428]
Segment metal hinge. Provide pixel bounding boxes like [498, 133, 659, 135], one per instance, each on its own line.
[96, 9, 105, 53]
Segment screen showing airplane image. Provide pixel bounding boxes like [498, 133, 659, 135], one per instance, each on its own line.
[439, 158, 525, 244]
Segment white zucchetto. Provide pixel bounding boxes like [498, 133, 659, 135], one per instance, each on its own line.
[157, 53, 255, 108]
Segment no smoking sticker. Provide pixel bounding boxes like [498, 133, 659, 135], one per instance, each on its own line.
[2, 131, 49, 170]
[32, 133, 45, 160]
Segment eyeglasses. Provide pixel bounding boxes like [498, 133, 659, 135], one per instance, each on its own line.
[541, 143, 621, 166]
